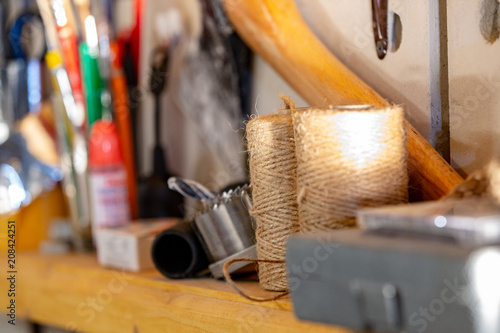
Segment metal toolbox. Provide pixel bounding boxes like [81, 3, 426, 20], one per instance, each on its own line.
[286, 230, 500, 333]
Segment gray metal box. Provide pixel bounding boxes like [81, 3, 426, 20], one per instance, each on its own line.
[287, 230, 500, 333]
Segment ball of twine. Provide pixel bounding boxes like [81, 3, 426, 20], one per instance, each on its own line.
[293, 105, 409, 233]
[246, 110, 300, 292]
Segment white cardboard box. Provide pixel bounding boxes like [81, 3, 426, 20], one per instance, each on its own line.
[96, 219, 180, 272]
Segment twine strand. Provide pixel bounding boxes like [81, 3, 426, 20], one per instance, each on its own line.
[223, 258, 288, 302]
[246, 104, 300, 291]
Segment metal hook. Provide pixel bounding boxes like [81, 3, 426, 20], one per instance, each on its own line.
[371, 0, 389, 59]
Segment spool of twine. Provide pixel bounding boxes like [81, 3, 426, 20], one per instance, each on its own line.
[246, 108, 300, 292]
[293, 105, 408, 233]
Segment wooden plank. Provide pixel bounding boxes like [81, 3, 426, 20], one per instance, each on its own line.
[0, 253, 352, 332]
[0, 186, 69, 251]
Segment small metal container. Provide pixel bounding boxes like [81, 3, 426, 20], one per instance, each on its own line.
[194, 186, 257, 278]
[194, 188, 255, 262]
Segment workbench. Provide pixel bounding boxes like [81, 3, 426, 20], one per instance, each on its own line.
[0, 253, 353, 332]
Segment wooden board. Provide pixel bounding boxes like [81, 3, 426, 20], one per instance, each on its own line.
[0, 253, 353, 332]
[0, 186, 69, 251]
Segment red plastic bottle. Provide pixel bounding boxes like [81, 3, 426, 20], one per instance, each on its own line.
[88, 120, 131, 236]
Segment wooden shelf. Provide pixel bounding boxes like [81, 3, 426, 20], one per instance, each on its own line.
[0, 252, 353, 333]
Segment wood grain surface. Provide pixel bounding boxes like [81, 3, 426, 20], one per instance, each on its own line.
[0, 253, 353, 333]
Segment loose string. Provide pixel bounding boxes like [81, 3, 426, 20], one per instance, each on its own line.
[280, 94, 296, 111]
[223, 258, 289, 302]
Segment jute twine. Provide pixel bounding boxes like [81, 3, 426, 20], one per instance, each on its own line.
[293, 105, 409, 233]
[445, 168, 490, 200]
[446, 157, 500, 201]
[246, 98, 300, 292]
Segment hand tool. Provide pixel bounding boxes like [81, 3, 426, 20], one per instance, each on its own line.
[138, 47, 184, 218]
[110, 40, 138, 218]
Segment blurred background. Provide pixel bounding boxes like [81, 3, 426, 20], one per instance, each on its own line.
[1, 0, 500, 331]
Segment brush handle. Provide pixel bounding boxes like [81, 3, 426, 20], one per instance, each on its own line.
[110, 42, 138, 219]
[224, 0, 463, 201]
[50, 0, 85, 128]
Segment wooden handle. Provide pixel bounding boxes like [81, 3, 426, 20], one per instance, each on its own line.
[110, 42, 138, 219]
[225, 0, 463, 201]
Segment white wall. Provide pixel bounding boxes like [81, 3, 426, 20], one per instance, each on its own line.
[255, 0, 500, 176]
[251, 55, 307, 115]
[447, 0, 500, 175]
